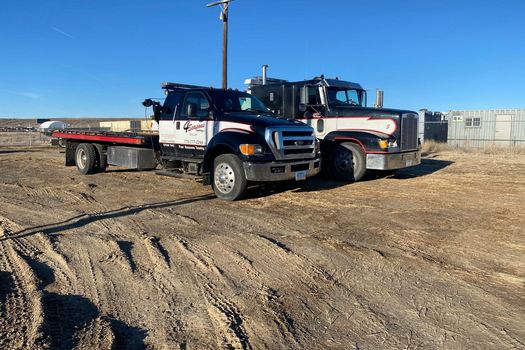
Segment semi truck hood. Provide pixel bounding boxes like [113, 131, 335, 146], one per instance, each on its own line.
[331, 106, 417, 117]
[221, 112, 306, 128]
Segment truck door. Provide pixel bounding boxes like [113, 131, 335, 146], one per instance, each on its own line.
[300, 86, 328, 138]
[174, 91, 211, 158]
[159, 91, 183, 145]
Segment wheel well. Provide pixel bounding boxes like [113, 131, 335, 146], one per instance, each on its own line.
[336, 138, 366, 153]
[202, 145, 236, 174]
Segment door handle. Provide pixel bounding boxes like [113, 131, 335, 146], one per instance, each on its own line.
[176, 122, 180, 130]
[317, 119, 324, 133]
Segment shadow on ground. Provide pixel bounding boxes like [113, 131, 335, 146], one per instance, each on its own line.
[2, 194, 214, 241]
[0, 271, 14, 306]
[392, 159, 453, 179]
[362, 158, 454, 181]
[0, 149, 36, 154]
[245, 158, 454, 197]
[243, 176, 349, 199]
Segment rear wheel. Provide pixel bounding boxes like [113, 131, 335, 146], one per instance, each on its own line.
[212, 154, 247, 201]
[75, 143, 97, 175]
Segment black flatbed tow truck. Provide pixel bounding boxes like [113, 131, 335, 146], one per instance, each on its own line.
[50, 82, 321, 200]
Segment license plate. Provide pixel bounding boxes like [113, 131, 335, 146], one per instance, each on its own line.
[406, 160, 413, 166]
[295, 170, 307, 181]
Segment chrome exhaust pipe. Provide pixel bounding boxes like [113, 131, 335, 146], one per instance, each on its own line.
[262, 64, 268, 85]
[375, 89, 384, 108]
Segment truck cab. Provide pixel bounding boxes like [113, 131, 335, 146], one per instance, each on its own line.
[247, 76, 421, 181]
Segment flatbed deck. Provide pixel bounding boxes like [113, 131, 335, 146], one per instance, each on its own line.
[51, 129, 159, 146]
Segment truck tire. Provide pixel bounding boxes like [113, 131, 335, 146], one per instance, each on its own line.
[75, 143, 97, 175]
[212, 154, 247, 201]
[330, 142, 366, 182]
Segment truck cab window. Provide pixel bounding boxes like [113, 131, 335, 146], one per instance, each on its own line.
[181, 92, 210, 118]
[208, 90, 269, 113]
[327, 88, 365, 107]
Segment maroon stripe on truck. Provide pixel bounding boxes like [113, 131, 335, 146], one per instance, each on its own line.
[51, 132, 144, 145]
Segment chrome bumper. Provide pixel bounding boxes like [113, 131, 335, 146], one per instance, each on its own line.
[366, 150, 421, 170]
[243, 158, 321, 182]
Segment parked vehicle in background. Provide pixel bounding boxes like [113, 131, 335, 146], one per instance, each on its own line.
[39, 121, 69, 135]
[50, 82, 321, 200]
[246, 68, 421, 181]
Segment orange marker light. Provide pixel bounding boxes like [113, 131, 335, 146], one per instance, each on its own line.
[239, 144, 256, 155]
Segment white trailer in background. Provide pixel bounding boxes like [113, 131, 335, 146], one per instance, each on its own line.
[39, 121, 69, 134]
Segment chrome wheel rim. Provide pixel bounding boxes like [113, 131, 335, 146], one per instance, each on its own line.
[214, 162, 235, 194]
[77, 148, 87, 169]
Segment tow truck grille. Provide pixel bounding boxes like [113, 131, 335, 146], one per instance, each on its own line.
[265, 127, 316, 160]
[400, 113, 418, 151]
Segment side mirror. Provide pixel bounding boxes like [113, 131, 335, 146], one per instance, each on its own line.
[299, 86, 308, 105]
[299, 86, 308, 112]
[187, 103, 197, 118]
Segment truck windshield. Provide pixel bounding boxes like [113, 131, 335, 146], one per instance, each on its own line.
[209, 90, 269, 113]
[327, 88, 366, 107]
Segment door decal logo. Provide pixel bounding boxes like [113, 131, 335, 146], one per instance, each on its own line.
[183, 121, 205, 132]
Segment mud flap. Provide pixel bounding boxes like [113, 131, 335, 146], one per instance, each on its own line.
[202, 172, 211, 186]
[65, 141, 78, 166]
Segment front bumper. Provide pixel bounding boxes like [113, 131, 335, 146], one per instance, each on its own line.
[366, 150, 421, 170]
[243, 158, 321, 182]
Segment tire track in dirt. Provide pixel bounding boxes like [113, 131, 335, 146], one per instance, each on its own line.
[9, 232, 80, 295]
[0, 220, 44, 350]
[171, 236, 252, 349]
[202, 211, 392, 345]
[94, 211, 190, 348]
[259, 285, 300, 347]
[137, 234, 193, 348]
[0, 215, 112, 349]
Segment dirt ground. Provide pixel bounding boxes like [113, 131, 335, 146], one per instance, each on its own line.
[0, 146, 523, 350]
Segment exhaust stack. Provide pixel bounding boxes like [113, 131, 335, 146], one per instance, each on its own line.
[262, 64, 268, 85]
[375, 89, 384, 109]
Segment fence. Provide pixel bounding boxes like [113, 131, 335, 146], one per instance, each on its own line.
[0, 132, 51, 147]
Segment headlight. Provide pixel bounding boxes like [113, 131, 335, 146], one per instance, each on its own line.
[315, 139, 321, 154]
[388, 140, 398, 148]
[378, 139, 398, 149]
[239, 144, 263, 156]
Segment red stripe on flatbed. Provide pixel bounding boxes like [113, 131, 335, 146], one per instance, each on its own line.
[52, 132, 145, 145]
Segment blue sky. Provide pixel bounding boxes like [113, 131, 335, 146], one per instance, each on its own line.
[1, 0, 524, 118]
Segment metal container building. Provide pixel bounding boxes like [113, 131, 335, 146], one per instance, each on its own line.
[99, 120, 157, 132]
[447, 109, 525, 147]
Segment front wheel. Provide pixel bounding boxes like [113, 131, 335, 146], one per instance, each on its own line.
[329, 142, 367, 181]
[212, 154, 248, 201]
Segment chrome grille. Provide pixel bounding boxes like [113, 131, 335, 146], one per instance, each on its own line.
[265, 126, 316, 160]
[400, 113, 418, 151]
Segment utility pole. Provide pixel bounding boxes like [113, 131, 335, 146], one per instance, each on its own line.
[206, 0, 233, 89]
